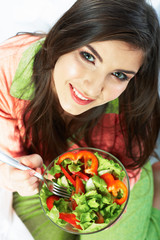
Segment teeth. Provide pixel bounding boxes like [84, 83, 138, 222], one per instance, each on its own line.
[73, 87, 89, 101]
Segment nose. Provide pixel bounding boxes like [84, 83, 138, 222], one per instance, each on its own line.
[83, 73, 105, 98]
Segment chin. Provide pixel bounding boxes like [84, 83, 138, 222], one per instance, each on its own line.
[65, 109, 84, 116]
[62, 105, 87, 116]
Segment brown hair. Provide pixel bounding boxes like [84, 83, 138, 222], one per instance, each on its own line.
[22, 0, 160, 168]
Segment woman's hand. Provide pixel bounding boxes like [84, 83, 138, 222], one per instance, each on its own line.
[0, 154, 43, 196]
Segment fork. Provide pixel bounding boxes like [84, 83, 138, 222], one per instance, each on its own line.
[0, 150, 71, 198]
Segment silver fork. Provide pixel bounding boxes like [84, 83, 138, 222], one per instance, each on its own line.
[0, 150, 71, 198]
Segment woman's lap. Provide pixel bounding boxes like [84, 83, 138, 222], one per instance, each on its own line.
[13, 161, 160, 240]
[13, 193, 78, 240]
[80, 162, 160, 240]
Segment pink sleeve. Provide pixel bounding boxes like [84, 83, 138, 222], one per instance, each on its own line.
[0, 65, 25, 159]
[0, 36, 32, 159]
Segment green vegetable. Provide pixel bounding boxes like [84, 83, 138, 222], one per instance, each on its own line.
[96, 153, 125, 180]
[57, 175, 70, 188]
[40, 151, 126, 233]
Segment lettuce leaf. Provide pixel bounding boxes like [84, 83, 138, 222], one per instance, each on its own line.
[40, 151, 127, 233]
[68, 162, 82, 172]
[79, 222, 108, 233]
[48, 162, 61, 176]
[47, 205, 67, 227]
[54, 198, 70, 213]
[91, 175, 108, 195]
[95, 152, 125, 180]
[39, 185, 53, 212]
[100, 202, 123, 223]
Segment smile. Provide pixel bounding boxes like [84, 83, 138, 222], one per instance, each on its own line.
[69, 84, 94, 105]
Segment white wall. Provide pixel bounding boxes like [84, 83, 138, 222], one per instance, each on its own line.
[0, 0, 76, 43]
[0, 0, 159, 43]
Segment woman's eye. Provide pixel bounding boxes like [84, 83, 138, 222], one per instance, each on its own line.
[80, 51, 95, 64]
[112, 72, 128, 81]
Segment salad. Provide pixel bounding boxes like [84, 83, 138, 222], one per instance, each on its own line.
[39, 150, 129, 233]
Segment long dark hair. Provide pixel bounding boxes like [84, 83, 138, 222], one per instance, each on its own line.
[22, 0, 160, 168]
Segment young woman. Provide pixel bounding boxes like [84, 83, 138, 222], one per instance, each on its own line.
[0, 0, 160, 239]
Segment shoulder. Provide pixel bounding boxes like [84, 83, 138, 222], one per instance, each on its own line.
[0, 34, 42, 58]
[0, 34, 42, 90]
[0, 35, 42, 118]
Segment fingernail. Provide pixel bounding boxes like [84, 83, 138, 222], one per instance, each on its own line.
[20, 159, 26, 165]
[37, 168, 41, 174]
[29, 170, 36, 176]
[21, 159, 29, 165]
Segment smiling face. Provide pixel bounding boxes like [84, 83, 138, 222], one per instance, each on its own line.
[53, 40, 144, 116]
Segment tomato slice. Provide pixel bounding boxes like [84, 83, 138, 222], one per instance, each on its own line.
[108, 180, 128, 205]
[46, 195, 60, 210]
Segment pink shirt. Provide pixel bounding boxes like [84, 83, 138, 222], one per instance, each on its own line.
[0, 35, 40, 157]
[0, 34, 141, 189]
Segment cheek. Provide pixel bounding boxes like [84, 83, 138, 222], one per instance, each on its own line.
[65, 65, 80, 78]
[115, 83, 129, 96]
[105, 81, 129, 100]
[54, 55, 82, 81]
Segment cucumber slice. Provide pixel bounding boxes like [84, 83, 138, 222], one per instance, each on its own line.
[85, 178, 96, 192]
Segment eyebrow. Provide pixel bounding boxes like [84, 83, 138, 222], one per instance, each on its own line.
[86, 44, 103, 62]
[85, 45, 137, 75]
[115, 69, 136, 75]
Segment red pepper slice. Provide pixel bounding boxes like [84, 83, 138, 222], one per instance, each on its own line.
[70, 190, 78, 210]
[57, 152, 76, 165]
[100, 173, 115, 189]
[41, 166, 45, 175]
[46, 195, 60, 210]
[59, 212, 82, 230]
[75, 176, 85, 194]
[60, 165, 76, 187]
[76, 150, 98, 175]
[72, 171, 90, 181]
[108, 180, 128, 205]
[70, 176, 85, 211]
[54, 173, 61, 179]
[57, 150, 98, 175]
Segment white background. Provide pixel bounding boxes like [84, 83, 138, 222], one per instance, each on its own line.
[0, 0, 159, 43]
[0, 0, 76, 43]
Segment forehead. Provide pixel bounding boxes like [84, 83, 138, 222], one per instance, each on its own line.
[89, 40, 144, 70]
[91, 40, 142, 52]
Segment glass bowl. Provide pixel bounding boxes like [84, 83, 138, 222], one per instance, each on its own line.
[39, 147, 130, 235]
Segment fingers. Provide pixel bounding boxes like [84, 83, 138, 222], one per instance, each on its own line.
[18, 154, 43, 169]
[10, 154, 44, 196]
[0, 154, 44, 196]
[18, 182, 39, 196]
[11, 168, 40, 196]
[22, 176, 40, 196]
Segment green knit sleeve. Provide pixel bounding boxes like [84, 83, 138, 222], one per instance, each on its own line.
[105, 98, 119, 114]
[10, 38, 45, 100]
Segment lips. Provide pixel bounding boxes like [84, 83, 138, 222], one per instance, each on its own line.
[69, 84, 94, 105]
